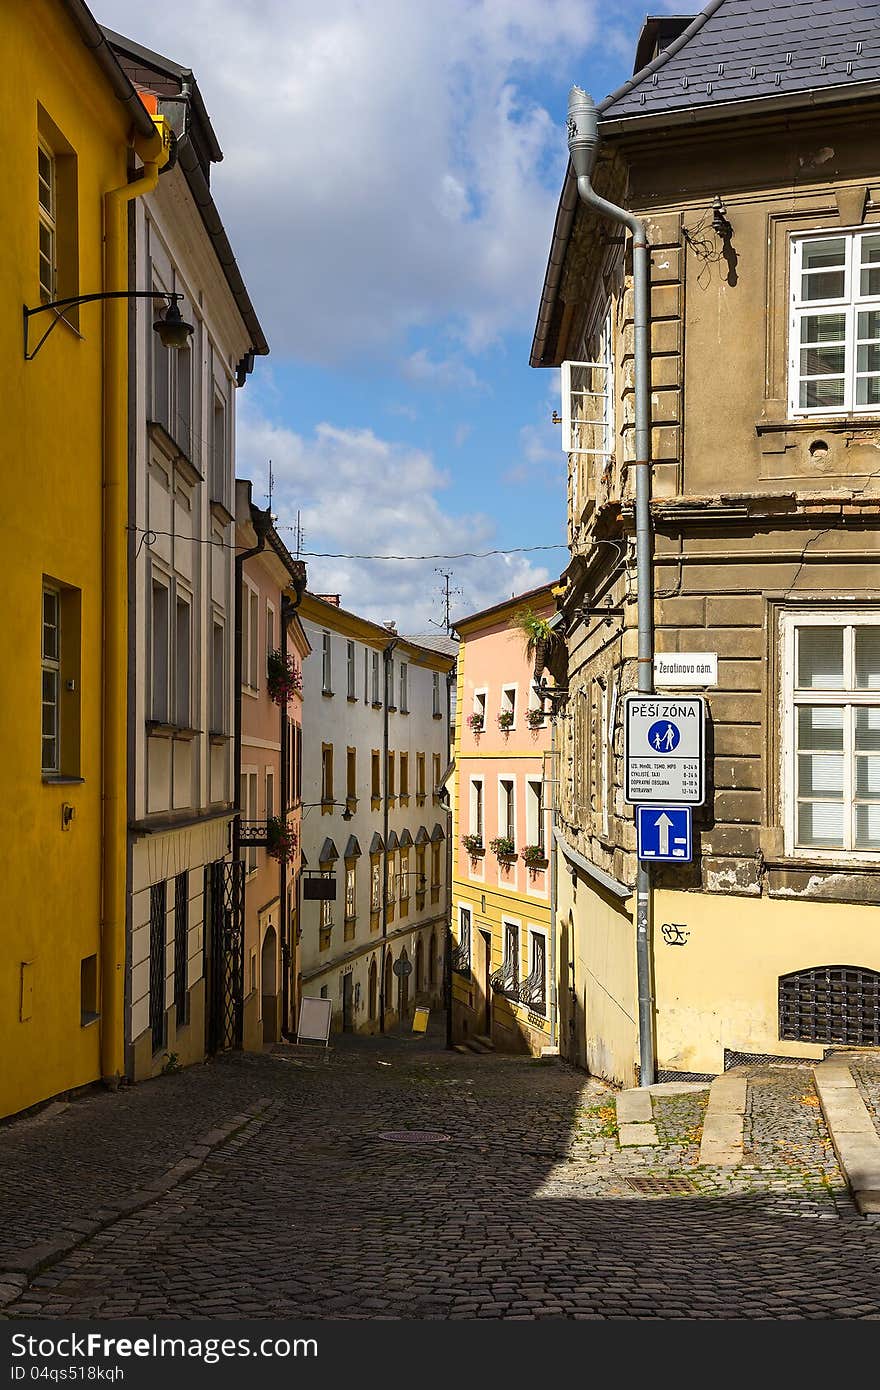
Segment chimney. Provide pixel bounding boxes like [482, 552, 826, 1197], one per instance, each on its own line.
[383, 621, 397, 633]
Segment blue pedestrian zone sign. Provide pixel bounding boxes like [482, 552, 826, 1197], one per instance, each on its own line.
[636, 806, 693, 863]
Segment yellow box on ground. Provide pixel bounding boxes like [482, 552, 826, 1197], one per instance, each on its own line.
[412, 1007, 430, 1034]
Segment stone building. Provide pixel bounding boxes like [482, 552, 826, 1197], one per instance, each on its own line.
[531, 1, 880, 1083]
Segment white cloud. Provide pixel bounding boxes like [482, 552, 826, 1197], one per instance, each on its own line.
[402, 349, 485, 392]
[96, 0, 600, 362]
[236, 400, 554, 629]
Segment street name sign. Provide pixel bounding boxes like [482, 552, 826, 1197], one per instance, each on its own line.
[636, 806, 693, 862]
[653, 652, 718, 687]
[624, 694, 706, 805]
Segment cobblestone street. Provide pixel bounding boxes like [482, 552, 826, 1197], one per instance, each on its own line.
[3, 1033, 880, 1320]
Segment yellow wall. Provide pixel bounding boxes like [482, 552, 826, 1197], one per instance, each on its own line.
[0, 1, 132, 1117]
[556, 869, 637, 1087]
[653, 888, 880, 1076]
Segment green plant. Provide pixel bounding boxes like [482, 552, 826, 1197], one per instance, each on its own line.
[266, 815, 298, 864]
[521, 844, 546, 869]
[489, 835, 515, 858]
[498, 709, 514, 729]
[266, 648, 302, 706]
[161, 1052, 181, 1075]
[511, 606, 563, 681]
[526, 707, 545, 728]
[461, 832, 483, 854]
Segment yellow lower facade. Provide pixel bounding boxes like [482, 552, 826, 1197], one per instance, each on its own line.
[452, 878, 553, 1055]
[557, 866, 880, 1083]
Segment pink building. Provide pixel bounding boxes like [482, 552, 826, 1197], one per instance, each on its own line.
[237, 484, 309, 1049]
[451, 584, 556, 1054]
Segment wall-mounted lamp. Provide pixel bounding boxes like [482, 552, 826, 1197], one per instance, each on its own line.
[23, 290, 193, 361]
[711, 196, 733, 240]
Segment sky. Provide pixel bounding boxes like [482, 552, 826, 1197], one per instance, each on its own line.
[97, 0, 681, 631]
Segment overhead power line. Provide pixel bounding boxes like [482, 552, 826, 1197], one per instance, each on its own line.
[127, 526, 567, 562]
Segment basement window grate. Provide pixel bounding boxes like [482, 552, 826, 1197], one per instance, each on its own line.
[779, 965, 880, 1049]
[626, 1175, 696, 1196]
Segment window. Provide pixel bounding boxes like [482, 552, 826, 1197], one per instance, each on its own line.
[294, 722, 302, 802]
[416, 845, 426, 903]
[431, 840, 441, 890]
[790, 230, 880, 415]
[211, 391, 228, 508]
[400, 753, 409, 800]
[372, 650, 381, 703]
[241, 581, 259, 691]
[321, 743, 334, 805]
[371, 749, 381, 800]
[473, 690, 487, 727]
[561, 303, 614, 456]
[38, 139, 56, 302]
[266, 605, 276, 673]
[364, 647, 369, 704]
[433, 672, 441, 718]
[322, 631, 332, 694]
[400, 662, 408, 713]
[150, 579, 170, 722]
[175, 595, 191, 728]
[174, 872, 189, 1027]
[501, 685, 517, 729]
[176, 339, 193, 457]
[526, 777, 545, 852]
[371, 859, 381, 913]
[80, 954, 98, 1026]
[241, 771, 259, 872]
[347, 747, 357, 804]
[211, 620, 225, 734]
[433, 753, 442, 803]
[387, 751, 395, 800]
[347, 640, 356, 699]
[41, 586, 60, 773]
[499, 778, 515, 840]
[266, 768, 275, 821]
[504, 920, 520, 984]
[783, 612, 880, 854]
[320, 890, 332, 943]
[399, 851, 409, 910]
[345, 864, 356, 922]
[470, 778, 483, 841]
[386, 657, 395, 708]
[527, 930, 547, 1014]
[458, 905, 471, 956]
[149, 881, 167, 1052]
[417, 752, 426, 802]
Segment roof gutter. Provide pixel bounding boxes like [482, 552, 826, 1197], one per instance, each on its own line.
[63, 0, 156, 141]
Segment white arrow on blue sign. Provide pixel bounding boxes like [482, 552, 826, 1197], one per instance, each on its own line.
[636, 806, 693, 862]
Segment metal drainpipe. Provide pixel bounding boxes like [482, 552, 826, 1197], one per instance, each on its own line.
[445, 664, 454, 1051]
[279, 593, 294, 1037]
[379, 638, 398, 1032]
[567, 87, 655, 1086]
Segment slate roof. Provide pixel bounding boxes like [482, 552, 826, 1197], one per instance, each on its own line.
[601, 0, 880, 124]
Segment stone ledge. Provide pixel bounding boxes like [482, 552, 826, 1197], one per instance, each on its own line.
[814, 1061, 880, 1220]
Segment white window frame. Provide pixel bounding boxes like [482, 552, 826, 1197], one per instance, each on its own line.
[241, 578, 259, 694]
[781, 608, 880, 860]
[469, 776, 484, 842]
[789, 227, 880, 417]
[347, 640, 356, 699]
[400, 661, 408, 713]
[41, 584, 60, 773]
[526, 777, 545, 851]
[345, 864, 356, 921]
[241, 767, 259, 874]
[38, 137, 56, 302]
[321, 630, 332, 694]
[497, 775, 516, 844]
[527, 925, 549, 1016]
[561, 303, 614, 456]
[472, 687, 487, 732]
[500, 683, 517, 730]
[371, 650, 381, 703]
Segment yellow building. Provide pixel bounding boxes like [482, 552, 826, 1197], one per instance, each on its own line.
[451, 588, 556, 1055]
[0, 0, 167, 1118]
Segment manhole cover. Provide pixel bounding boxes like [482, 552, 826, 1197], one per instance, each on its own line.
[377, 1130, 451, 1143]
[627, 1175, 696, 1196]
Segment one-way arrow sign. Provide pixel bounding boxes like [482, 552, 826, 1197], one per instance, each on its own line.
[636, 806, 692, 863]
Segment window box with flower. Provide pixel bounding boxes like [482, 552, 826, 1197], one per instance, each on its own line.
[461, 832, 484, 856]
[466, 712, 484, 734]
[526, 708, 545, 729]
[497, 709, 515, 731]
[489, 835, 516, 861]
[266, 815, 298, 865]
[266, 648, 303, 706]
[521, 843, 548, 870]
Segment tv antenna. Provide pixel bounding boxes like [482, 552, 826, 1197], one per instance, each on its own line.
[429, 568, 462, 636]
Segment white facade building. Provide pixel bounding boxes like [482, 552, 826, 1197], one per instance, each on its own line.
[298, 595, 455, 1032]
[108, 32, 268, 1079]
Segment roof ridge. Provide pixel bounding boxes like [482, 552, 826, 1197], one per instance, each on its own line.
[599, 0, 727, 117]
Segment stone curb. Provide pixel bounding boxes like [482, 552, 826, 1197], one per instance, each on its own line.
[698, 1074, 746, 1167]
[0, 1096, 276, 1309]
[814, 1060, 880, 1220]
